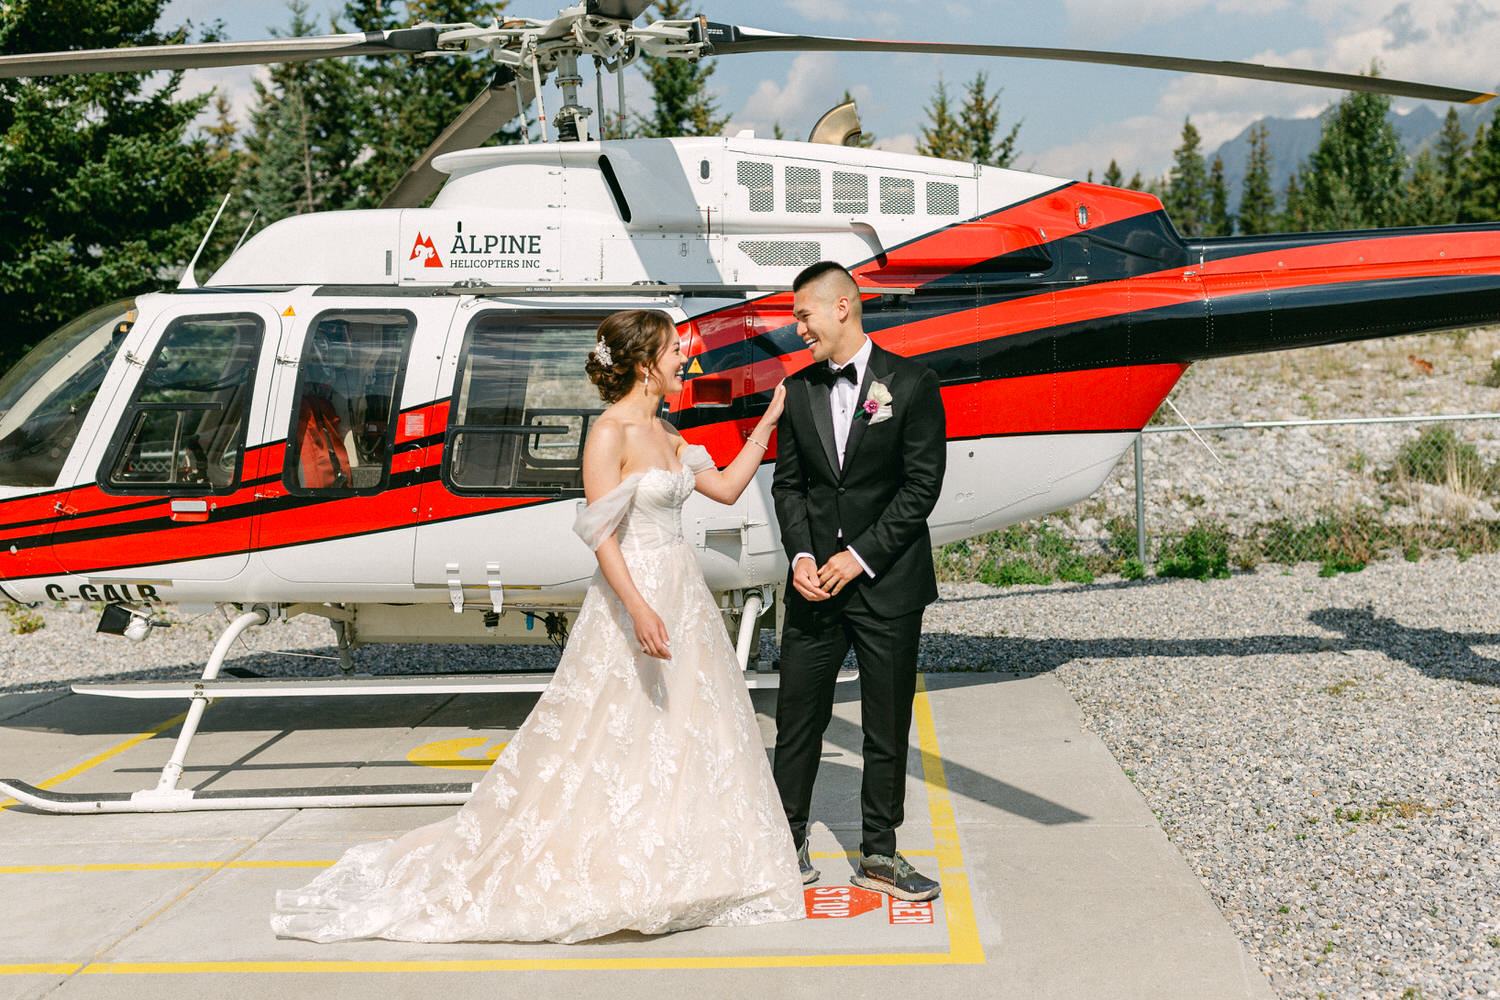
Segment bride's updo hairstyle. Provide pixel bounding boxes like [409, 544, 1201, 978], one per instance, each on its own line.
[586, 309, 675, 403]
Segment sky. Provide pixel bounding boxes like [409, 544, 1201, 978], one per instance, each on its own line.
[159, 0, 1500, 183]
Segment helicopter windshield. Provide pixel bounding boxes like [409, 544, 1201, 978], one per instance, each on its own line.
[0, 300, 134, 489]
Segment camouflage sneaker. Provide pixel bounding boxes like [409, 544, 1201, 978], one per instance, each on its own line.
[797, 840, 820, 885]
[851, 851, 940, 901]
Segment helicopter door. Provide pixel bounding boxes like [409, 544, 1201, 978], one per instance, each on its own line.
[51, 303, 281, 583]
[413, 310, 616, 603]
[256, 307, 425, 584]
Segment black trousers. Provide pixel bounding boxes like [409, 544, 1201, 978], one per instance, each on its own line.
[773, 590, 923, 858]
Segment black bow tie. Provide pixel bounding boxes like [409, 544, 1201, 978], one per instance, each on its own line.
[815, 363, 858, 387]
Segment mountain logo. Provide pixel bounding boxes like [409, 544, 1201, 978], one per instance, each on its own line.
[409, 233, 443, 268]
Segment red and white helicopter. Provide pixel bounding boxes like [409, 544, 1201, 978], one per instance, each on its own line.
[2, 1, 1498, 811]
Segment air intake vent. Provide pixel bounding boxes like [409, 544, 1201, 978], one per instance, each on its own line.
[740, 240, 820, 267]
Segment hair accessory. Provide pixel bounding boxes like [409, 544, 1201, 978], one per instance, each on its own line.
[591, 338, 613, 366]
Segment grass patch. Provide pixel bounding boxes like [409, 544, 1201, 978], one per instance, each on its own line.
[3, 603, 44, 635]
[935, 519, 1140, 587]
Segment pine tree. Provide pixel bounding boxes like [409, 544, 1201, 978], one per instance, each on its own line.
[636, 0, 727, 138]
[1400, 150, 1450, 226]
[917, 75, 963, 160]
[1435, 107, 1469, 210]
[1164, 117, 1208, 235]
[1462, 111, 1500, 222]
[243, 1, 363, 224]
[335, 0, 525, 207]
[0, 0, 234, 372]
[1280, 172, 1309, 232]
[919, 72, 1019, 166]
[1295, 77, 1407, 230]
[1101, 159, 1123, 188]
[1127, 171, 1144, 191]
[1206, 155, 1233, 236]
[1238, 123, 1277, 235]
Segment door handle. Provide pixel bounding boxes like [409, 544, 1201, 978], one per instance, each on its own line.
[169, 498, 211, 523]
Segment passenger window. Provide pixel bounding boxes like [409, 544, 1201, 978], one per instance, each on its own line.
[103, 314, 262, 492]
[445, 314, 607, 494]
[284, 312, 415, 494]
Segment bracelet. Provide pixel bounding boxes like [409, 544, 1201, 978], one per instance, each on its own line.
[745, 437, 767, 450]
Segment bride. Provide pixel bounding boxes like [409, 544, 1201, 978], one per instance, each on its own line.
[271, 309, 802, 943]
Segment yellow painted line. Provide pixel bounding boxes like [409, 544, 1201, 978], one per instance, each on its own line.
[84, 954, 962, 973]
[0, 710, 187, 812]
[5, 675, 983, 973]
[913, 673, 986, 965]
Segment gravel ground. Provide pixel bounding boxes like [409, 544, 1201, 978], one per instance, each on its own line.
[4, 554, 1498, 999]
[924, 557, 1500, 1000]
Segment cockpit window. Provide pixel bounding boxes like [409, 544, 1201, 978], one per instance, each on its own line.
[0, 300, 134, 488]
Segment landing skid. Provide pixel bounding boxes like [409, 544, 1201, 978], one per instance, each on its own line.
[0, 778, 476, 814]
[8, 595, 824, 815]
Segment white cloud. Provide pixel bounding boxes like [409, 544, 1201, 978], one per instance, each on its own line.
[875, 132, 919, 155]
[728, 53, 843, 138]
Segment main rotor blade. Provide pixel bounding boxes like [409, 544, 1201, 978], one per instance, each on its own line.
[380, 70, 538, 209]
[702, 24, 1497, 105]
[0, 28, 438, 78]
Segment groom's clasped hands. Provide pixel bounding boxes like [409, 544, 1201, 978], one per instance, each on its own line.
[792, 550, 862, 601]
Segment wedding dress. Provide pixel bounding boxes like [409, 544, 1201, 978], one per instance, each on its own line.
[271, 444, 804, 943]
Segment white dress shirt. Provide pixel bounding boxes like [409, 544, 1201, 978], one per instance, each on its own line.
[795, 338, 875, 580]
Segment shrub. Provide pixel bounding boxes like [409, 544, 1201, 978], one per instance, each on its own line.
[1155, 521, 1231, 580]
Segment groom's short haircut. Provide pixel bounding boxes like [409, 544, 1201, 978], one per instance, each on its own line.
[792, 261, 862, 323]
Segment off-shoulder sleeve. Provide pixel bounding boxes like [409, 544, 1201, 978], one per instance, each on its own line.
[682, 444, 716, 474]
[572, 474, 642, 551]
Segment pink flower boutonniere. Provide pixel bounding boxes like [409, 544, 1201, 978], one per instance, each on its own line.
[863, 380, 893, 425]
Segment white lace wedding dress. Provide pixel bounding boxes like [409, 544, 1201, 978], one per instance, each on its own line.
[271, 445, 804, 943]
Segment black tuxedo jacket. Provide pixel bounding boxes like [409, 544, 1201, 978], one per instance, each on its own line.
[772, 343, 946, 618]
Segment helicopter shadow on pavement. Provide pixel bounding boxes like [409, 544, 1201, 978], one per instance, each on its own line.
[904, 586, 1500, 683]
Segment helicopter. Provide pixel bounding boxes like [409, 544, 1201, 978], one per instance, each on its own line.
[2, 0, 1500, 812]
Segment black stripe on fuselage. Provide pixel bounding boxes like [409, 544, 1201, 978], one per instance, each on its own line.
[672, 271, 1500, 433]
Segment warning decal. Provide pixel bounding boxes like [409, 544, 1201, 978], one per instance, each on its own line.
[889, 899, 935, 924]
[804, 886, 885, 919]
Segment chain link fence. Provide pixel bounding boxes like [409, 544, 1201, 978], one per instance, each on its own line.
[934, 412, 1500, 584]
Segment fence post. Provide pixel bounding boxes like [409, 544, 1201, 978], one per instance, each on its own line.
[1134, 434, 1147, 564]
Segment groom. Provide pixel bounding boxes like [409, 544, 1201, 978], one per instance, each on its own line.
[771, 261, 947, 902]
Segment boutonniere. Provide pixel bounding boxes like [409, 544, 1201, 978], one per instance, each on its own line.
[861, 380, 893, 425]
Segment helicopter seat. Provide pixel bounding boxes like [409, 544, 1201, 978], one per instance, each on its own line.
[296, 393, 351, 489]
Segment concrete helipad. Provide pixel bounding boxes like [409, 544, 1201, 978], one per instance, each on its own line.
[0, 671, 1274, 999]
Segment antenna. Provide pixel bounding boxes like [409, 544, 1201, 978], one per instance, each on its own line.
[178, 190, 234, 290]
